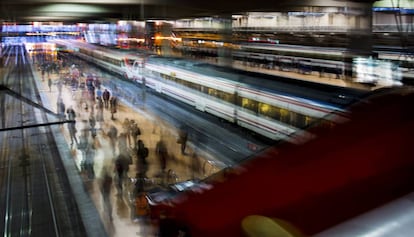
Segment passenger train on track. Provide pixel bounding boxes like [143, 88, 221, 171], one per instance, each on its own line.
[53, 40, 368, 143]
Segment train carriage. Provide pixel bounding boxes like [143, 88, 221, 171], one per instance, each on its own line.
[54, 39, 367, 143]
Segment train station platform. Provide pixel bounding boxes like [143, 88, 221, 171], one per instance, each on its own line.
[230, 60, 373, 91]
[32, 63, 220, 236]
[31, 51, 376, 237]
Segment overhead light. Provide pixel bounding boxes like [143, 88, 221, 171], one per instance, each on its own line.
[34, 4, 109, 14]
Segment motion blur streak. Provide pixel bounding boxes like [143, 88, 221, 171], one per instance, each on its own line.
[154, 87, 414, 237]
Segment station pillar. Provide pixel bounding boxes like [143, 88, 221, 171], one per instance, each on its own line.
[216, 16, 233, 67]
[160, 22, 173, 57]
[343, 1, 375, 80]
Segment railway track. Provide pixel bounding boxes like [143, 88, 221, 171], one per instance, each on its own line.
[0, 45, 86, 237]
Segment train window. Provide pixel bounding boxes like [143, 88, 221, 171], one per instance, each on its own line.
[258, 102, 304, 127]
[220, 92, 235, 103]
[185, 79, 201, 91]
[200, 85, 209, 94]
[280, 108, 290, 124]
[240, 97, 258, 113]
[208, 88, 234, 103]
[157, 71, 235, 104]
[208, 88, 218, 97]
[305, 116, 316, 127]
[293, 113, 311, 128]
[318, 119, 336, 130]
[258, 103, 279, 119]
[147, 69, 160, 78]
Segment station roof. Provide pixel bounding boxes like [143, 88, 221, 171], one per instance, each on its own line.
[0, 0, 376, 24]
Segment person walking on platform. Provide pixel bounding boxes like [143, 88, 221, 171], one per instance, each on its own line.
[102, 89, 110, 109]
[41, 64, 46, 81]
[156, 138, 168, 175]
[130, 120, 141, 149]
[67, 122, 78, 146]
[96, 87, 102, 100]
[96, 97, 104, 124]
[114, 153, 130, 195]
[100, 166, 113, 221]
[107, 125, 118, 155]
[118, 133, 130, 162]
[56, 79, 63, 95]
[109, 96, 118, 120]
[66, 106, 76, 122]
[48, 78, 52, 92]
[122, 118, 132, 147]
[82, 140, 96, 179]
[57, 97, 66, 122]
[177, 126, 188, 155]
[88, 112, 97, 138]
[136, 140, 149, 177]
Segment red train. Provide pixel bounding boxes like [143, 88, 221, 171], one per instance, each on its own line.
[152, 87, 414, 237]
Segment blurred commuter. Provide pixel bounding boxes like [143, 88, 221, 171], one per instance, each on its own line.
[177, 126, 188, 155]
[109, 96, 118, 120]
[130, 120, 141, 148]
[66, 106, 76, 122]
[77, 129, 90, 176]
[114, 153, 130, 195]
[41, 64, 46, 81]
[68, 122, 78, 146]
[56, 79, 63, 95]
[57, 97, 66, 122]
[96, 97, 104, 123]
[100, 166, 113, 221]
[96, 87, 102, 100]
[107, 125, 118, 155]
[48, 78, 52, 92]
[119, 132, 128, 151]
[102, 89, 110, 109]
[122, 118, 132, 147]
[82, 140, 96, 179]
[118, 133, 131, 164]
[88, 112, 97, 138]
[87, 85, 95, 102]
[94, 77, 101, 89]
[156, 139, 168, 173]
[136, 140, 149, 176]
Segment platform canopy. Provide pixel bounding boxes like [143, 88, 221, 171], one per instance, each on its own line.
[0, 0, 377, 23]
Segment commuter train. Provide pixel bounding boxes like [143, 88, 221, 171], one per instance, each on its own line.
[55, 40, 368, 142]
[182, 42, 407, 86]
[151, 87, 414, 237]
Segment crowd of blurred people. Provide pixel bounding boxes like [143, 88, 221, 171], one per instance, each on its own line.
[36, 54, 217, 237]
[39, 54, 213, 236]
